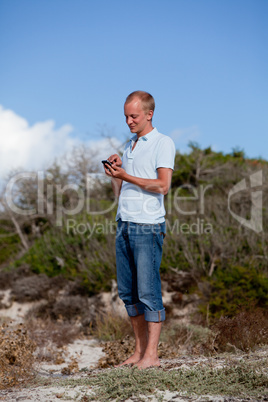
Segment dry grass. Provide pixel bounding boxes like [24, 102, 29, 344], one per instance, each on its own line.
[160, 321, 215, 355]
[213, 307, 268, 352]
[0, 322, 36, 389]
[95, 309, 268, 369]
[91, 311, 132, 342]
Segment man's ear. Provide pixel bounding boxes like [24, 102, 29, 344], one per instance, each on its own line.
[147, 110, 154, 121]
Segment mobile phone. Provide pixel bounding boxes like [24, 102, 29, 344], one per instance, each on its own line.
[102, 160, 113, 167]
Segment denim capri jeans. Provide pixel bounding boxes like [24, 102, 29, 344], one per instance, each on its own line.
[115, 219, 166, 322]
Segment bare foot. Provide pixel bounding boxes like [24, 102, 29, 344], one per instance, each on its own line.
[114, 352, 143, 367]
[135, 355, 161, 370]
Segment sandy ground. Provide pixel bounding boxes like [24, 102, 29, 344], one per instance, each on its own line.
[0, 290, 38, 324]
[37, 339, 105, 374]
[0, 388, 253, 402]
[0, 291, 267, 401]
[0, 292, 106, 401]
[0, 338, 105, 401]
[0, 347, 267, 401]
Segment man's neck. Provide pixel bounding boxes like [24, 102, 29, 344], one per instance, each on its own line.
[137, 125, 154, 139]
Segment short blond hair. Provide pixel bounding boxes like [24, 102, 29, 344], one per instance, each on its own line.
[125, 91, 155, 113]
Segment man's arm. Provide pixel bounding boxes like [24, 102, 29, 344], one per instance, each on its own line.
[106, 166, 173, 195]
[111, 177, 122, 198]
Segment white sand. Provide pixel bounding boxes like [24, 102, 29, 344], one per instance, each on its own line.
[0, 289, 40, 324]
[0, 338, 105, 401]
[38, 338, 105, 374]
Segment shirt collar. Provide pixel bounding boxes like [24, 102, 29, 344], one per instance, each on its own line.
[130, 128, 157, 143]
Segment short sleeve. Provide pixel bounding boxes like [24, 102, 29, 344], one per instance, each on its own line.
[155, 136, 176, 170]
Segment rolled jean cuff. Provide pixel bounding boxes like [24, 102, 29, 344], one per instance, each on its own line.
[144, 308, 166, 322]
[125, 302, 145, 317]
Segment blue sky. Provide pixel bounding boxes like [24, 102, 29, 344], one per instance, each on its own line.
[0, 0, 267, 181]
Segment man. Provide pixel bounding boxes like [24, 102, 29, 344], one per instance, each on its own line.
[103, 91, 175, 369]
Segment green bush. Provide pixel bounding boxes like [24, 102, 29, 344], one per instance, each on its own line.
[0, 223, 21, 265]
[12, 213, 117, 295]
[200, 265, 268, 319]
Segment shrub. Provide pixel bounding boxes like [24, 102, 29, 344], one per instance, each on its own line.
[200, 265, 268, 319]
[212, 307, 268, 352]
[25, 317, 80, 350]
[13, 214, 117, 296]
[26, 295, 90, 322]
[11, 274, 52, 302]
[0, 264, 32, 291]
[0, 322, 36, 389]
[0, 222, 21, 266]
[91, 312, 132, 342]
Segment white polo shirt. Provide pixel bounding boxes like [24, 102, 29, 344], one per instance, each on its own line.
[116, 128, 176, 224]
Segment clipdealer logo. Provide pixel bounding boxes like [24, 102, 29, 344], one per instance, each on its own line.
[228, 170, 263, 233]
[3, 169, 264, 233]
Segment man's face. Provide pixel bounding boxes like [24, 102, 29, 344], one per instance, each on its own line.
[124, 98, 153, 136]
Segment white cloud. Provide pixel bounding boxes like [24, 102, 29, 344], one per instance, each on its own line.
[169, 125, 200, 153]
[0, 105, 121, 184]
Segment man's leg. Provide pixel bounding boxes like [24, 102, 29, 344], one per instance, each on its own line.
[117, 318, 162, 368]
[135, 321, 162, 369]
[116, 222, 165, 368]
[116, 314, 148, 366]
[131, 222, 166, 369]
[115, 221, 147, 366]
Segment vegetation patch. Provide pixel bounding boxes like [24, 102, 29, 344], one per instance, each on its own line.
[0, 322, 36, 389]
[1, 146, 268, 322]
[160, 321, 215, 355]
[0, 223, 21, 265]
[201, 265, 268, 319]
[25, 317, 81, 351]
[91, 312, 132, 342]
[213, 307, 268, 352]
[31, 359, 268, 401]
[85, 365, 268, 401]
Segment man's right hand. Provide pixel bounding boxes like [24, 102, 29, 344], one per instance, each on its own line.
[105, 154, 123, 197]
[108, 154, 122, 167]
